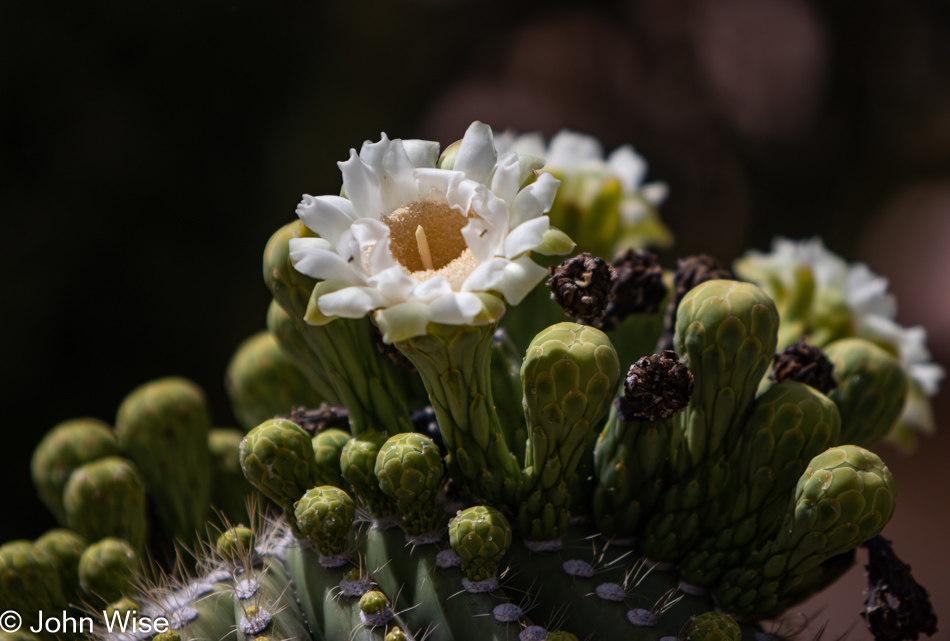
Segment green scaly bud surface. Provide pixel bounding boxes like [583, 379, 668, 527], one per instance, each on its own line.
[824, 337, 909, 448]
[519, 322, 621, 541]
[340, 430, 393, 520]
[239, 418, 319, 511]
[685, 612, 741, 641]
[0, 541, 67, 640]
[295, 486, 356, 558]
[78, 537, 138, 604]
[62, 456, 147, 552]
[375, 433, 445, 536]
[216, 526, 254, 562]
[115, 377, 212, 544]
[448, 506, 512, 582]
[30, 418, 118, 526]
[34, 529, 86, 605]
[312, 428, 350, 488]
[717, 445, 896, 615]
[225, 329, 325, 431]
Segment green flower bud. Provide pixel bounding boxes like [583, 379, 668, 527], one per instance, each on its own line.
[546, 633, 580, 641]
[824, 338, 908, 448]
[115, 377, 212, 543]
[34, 529, 86, 604]
[375, 433, 445, 536]
[359, 590, 389, 615]
[685, 612, 741, 641]
[449, 506, 512, 582]
[386, 628, 409, 641]
[340, 430, 392, 519]
[519, 322, 621, 540]
[78, 537, 139, 603]
[216, 526, 255, 562]
[0, 541, 66, 631]
[30, 418, 118, 525]
[105, 596, 139, 619]
[63, 457, 147, 552]
[295, 486, 356, 559]
[239, 418, 319, 510]
[225, 330, 325, 431]
[674, 279, 779, 468]
[312, 428, 351, 488]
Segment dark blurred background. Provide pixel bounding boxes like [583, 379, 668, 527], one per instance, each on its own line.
[2, 1, 949, 637]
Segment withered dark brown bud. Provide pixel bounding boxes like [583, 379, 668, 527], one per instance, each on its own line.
[770, 338, 837, 394]
[659, 254, 733, 351]
[547, 252, 616, 319]
[862, 536, 938, 641]
[283, 403, 350, 436]
[373, 325, 416, 370]
[589, 249, 668, 332]
[623, 350, 694, 421]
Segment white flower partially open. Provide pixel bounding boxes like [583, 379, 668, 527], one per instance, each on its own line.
[288, 122, 573, 343]
[495, 129, 669, 229]
[735, 236, 944, 398]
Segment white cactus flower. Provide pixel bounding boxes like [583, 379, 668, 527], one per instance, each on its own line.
[288, 122, 573, 343]
[495, 129, 670, 239]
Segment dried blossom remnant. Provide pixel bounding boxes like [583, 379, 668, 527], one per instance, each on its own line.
[547, 252, 616, 319]
[593, 249, 668, 331]
[283, 404, 350, 437]
[659, 254, 733, 350]
[770, 338, 837, 394]
[623, 351, 694, 420]
[862, 536, 938, 641]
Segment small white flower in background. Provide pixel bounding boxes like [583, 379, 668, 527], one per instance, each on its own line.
[735, 236, 944, 444]
[494, 130, 673, 253]
[288, 122, 574, 343]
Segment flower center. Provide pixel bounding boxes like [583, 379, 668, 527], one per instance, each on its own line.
[382, 199, 479, 288]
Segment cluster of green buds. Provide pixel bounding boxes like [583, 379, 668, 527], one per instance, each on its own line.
[7, 122, 934, 641]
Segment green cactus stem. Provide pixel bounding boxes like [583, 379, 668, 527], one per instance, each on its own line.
[394, 322, 521, 506]
[264, 220, 414, 438]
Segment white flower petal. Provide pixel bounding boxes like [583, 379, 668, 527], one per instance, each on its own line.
[338, 149, 386, 219]
[290, 246, 367, 286]
[368, 236, 397, 274]
[461, 218, 502, 263]
[402, 140, 441, 169]
[368, 266, 416, 303]
[317, 286, 387, 318]
[428, 292, 488, 324]
[359, 134, 417, 211]
[471, 185, 510, 231]
[490, 152, 522, 206]
[606, 145, 647, 193]
[546, 131, 603, 169]
[374, 302, 432, 343]
[504, 216, 550, 258]
[640, 181, 669, 206]
[461, 258, 509, 293]
[414, 168, 465, 202]
[909, 362, 944, 397]
[288, 237, 332, 254]
[295, 195, 356, 245]
[505, 132, 546, 158]
[453, 121, 497, 185]
[509, 173, 560, 229]
[497, 256, 549, 304]
[412, 277, 454, 303]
